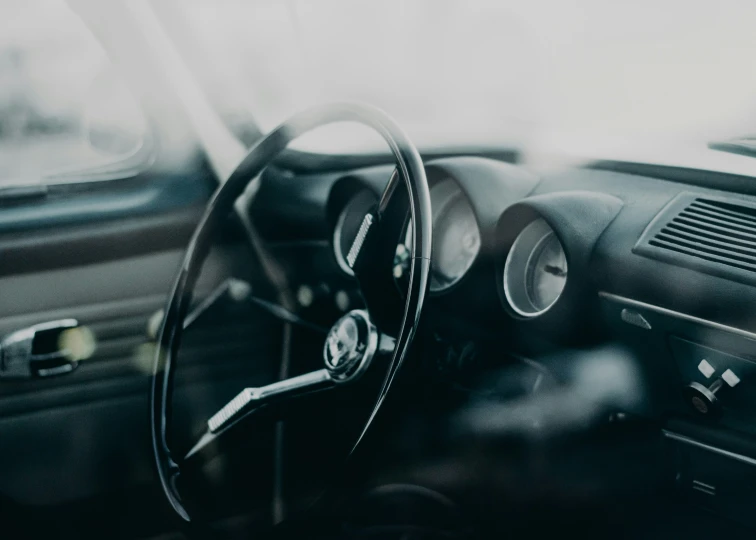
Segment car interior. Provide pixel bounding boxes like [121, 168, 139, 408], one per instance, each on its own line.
[3, 1, 756, 539]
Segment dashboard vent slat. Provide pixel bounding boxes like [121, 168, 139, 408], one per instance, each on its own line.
[665, 222, 756, 251]
[658, 227, 756, 259]
[676, 210, 756, 236]
[648, 238, 756, 273]
[634, 193, 756, 285]
[687, 203, 756, 227]
[654, 232, 756, 265]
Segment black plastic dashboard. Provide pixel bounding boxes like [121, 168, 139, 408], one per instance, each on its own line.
[251, 155, 756, 527]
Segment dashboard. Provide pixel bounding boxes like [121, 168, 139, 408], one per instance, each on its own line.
[252, 155, 756, 529]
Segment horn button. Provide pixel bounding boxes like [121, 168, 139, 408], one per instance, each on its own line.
[324, 310, 378, 382]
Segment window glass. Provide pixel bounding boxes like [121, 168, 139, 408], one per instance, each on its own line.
[0, 0, 147, 185]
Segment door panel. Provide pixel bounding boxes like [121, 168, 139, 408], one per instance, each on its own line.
[0, 171, 214, 276]
[0, 244, 282, 504]
[0, 166, 283, 536]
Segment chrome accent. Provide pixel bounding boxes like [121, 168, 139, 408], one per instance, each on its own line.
[691, 480, 717, 496]
[205, 310, 380, 435]
[333, 203, 356, 276]
[503, 219, 568, 318]
[346, 213, 374, 269]
[207, 369, 334, 433]
[378, 333, 397, 355]
[598, 291, 756, 342]
[663, 430, 756, 467]
[620, 308, 652, 330]
[208, 389, 255, 433]
[323, 309, 378, 382]
[1, 319, 80, 378]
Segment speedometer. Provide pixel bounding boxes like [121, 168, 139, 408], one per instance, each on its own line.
[503, 218, 568, 318]
[430, 186, 481, 291]
[394, 179, 480, 293]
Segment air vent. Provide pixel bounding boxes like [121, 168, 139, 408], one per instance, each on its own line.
[635, 193, 756, 284]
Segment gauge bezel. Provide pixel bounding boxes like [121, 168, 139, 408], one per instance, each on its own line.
[503, 218, 568, 319]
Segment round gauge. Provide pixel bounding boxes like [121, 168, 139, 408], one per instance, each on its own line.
[393, 179, 481, 293]
[333, 190, 377, 276]
[430, 185, 481, 291]
[503, 218, 568, 318]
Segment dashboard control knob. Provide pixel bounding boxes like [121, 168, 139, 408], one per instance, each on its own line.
[684, 381, 723, 418]
[684, 369, 741, 418]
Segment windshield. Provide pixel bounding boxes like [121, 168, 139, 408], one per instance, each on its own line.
[161, 0, 756, 154]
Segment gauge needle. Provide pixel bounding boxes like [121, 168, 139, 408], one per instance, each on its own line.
[544, 265, 567, 278]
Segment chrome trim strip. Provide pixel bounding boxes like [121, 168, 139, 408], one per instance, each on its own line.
[662, 430, 756, 467]
[346, 213, 374, 269]
[598, 291, 756, 342]
[333, 204, 356, 276]
[207, 369, 334, 433]
[208, 388, 255, 433]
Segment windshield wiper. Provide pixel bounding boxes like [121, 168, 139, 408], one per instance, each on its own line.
[708, 135, 756, 159]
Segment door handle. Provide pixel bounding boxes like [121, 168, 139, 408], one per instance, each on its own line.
[0, 319, 84, 378]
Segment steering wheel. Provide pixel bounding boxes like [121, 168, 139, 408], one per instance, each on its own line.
[150, 103, 432, 525]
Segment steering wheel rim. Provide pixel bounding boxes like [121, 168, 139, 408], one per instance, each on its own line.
[150, 103, 432, 524]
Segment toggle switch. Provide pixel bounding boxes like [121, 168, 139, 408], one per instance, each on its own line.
[697, 359, 716, 379]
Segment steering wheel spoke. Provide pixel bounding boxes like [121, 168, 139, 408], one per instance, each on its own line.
[184, 369, 335, 460]
[184, 309, 392, 462]
[207, 370, 335, 434]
